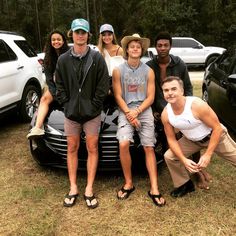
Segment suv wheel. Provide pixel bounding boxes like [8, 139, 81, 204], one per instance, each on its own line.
[206, 55, 218, 67]
[19, 85, 41, 122]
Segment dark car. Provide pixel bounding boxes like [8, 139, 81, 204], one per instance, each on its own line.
[29, 94, 166, 170]
[202, 49, 236, 133]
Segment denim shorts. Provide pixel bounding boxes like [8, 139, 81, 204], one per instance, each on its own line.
[116, 107, 156, 147]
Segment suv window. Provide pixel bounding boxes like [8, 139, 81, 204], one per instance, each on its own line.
[172, 39, 199, 48]
[0, 39, 17, 63]
[14, 40, 37, 57]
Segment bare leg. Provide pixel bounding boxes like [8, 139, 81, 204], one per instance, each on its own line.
[144, 146, 165, 205]
[117, 140, 133, 198]
[67, 135, 80, 196]
[35, 90, 53, 128]
[85, 135, 99, 199]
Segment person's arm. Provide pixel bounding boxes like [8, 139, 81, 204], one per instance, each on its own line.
[116, 46, 123, 56]
[161, 108, 199, 173]
[55, 60, 69, 105]
[44, 67, 56, 97]
[112, 68, 129, 113]
[139, 68, 155, 111]
[146, 59, 167, 115]
[192, 98, 223, 168]
[91, 54, 110, 109]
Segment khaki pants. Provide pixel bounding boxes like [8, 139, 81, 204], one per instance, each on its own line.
[164, 126, 236, 187]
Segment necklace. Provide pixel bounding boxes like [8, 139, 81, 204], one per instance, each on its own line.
[126, 61, 141, 72]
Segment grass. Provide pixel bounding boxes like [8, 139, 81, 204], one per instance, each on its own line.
[192, 80, 202, 98]
[0, 81, 236, 236]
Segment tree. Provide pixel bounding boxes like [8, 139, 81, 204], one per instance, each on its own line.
[0, 0, 235, 51]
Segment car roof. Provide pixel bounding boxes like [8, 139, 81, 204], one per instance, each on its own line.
[0, 31, 25, 40]
[172, 37, 195, 40]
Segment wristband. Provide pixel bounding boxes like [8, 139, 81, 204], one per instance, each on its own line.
[136, 107, 142, 114]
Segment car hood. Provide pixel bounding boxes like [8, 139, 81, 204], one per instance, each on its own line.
[46, 109, 118, 134]
[204, 46, 226, 53]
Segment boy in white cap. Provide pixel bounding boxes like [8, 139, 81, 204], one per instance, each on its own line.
[112, 33, 166, 206]
[55, 18, 109, 208]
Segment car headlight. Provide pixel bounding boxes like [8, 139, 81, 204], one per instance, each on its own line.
[45, 124, 64, 135]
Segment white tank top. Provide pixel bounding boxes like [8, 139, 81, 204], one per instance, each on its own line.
[104, 49, 124, 76]
[166, 96, 212, 141]
[118, 61, 149, 106]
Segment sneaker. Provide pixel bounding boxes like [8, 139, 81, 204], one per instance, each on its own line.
[170, 179, 195, 198]
[27, 127, 45, 140]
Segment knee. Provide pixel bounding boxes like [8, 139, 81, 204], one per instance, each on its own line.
[40, 93, 52, 105]
[119, 141, 130, 152]
[86, 142, 98, 155]
[67, 142, 79, 154]
[164, 149, 174, 162]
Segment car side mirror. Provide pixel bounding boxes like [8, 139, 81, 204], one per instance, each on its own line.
[193, 45, 203, 49]
[228, 74, 236, 83]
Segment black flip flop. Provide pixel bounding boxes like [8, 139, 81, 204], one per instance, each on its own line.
[84, 194, 99, 209]
[117, 186, 135, 200]
[63, 193, 78, 207]
[148, 191, 166, 207]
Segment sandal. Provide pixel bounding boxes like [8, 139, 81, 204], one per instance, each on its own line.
[117, 186, 135, 200]
[84, 194, 98, 209]
[63, 193, 78, 207]
[148, 191, 166, 207]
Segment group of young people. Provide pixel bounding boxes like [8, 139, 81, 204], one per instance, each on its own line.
[27, 18, 236, 209]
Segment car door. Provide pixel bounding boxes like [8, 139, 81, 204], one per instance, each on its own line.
[0, 39, 24, 110]
[171, 38, 205, 64]
[206, 51, 236, 132]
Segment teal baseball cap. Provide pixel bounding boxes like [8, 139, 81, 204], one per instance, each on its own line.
[71, 18, 90, 32]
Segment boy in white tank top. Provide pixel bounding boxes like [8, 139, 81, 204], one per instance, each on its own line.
[161, 76, 236, 198]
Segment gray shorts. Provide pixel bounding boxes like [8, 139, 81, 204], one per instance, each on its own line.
[116, 107, 156, 147]
[64, 115, 101, 136]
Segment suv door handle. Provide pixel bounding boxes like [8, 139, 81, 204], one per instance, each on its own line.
[17, 66, 24, 70]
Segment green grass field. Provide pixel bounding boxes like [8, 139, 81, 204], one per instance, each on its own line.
[0, 81, 235, 236]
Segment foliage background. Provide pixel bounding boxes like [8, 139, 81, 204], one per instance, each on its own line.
[0, 0, 236, 52]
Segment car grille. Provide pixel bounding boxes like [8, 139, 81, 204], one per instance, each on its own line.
[98, 131, 119, 161]
[44, 133, 67, 157]
[44, 130, 120, 161]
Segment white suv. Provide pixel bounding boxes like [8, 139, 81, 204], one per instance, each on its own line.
[0, 31, 44, 122]
[148, 37, 226, 67]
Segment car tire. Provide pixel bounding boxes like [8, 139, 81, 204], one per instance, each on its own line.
[205, 55, 219, 67]
[19, 85, 41, 122]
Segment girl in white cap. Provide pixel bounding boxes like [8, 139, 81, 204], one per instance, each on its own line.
[97, 24, 124, 76]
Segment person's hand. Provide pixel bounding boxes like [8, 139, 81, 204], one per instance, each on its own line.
[197, 154, 211, 169]
[183, 159, 199, 173]
[130, 118, 141, 130]
[126, 109, 138, 122]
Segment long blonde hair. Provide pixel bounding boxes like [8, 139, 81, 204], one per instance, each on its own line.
[97, 33, 119, 57]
